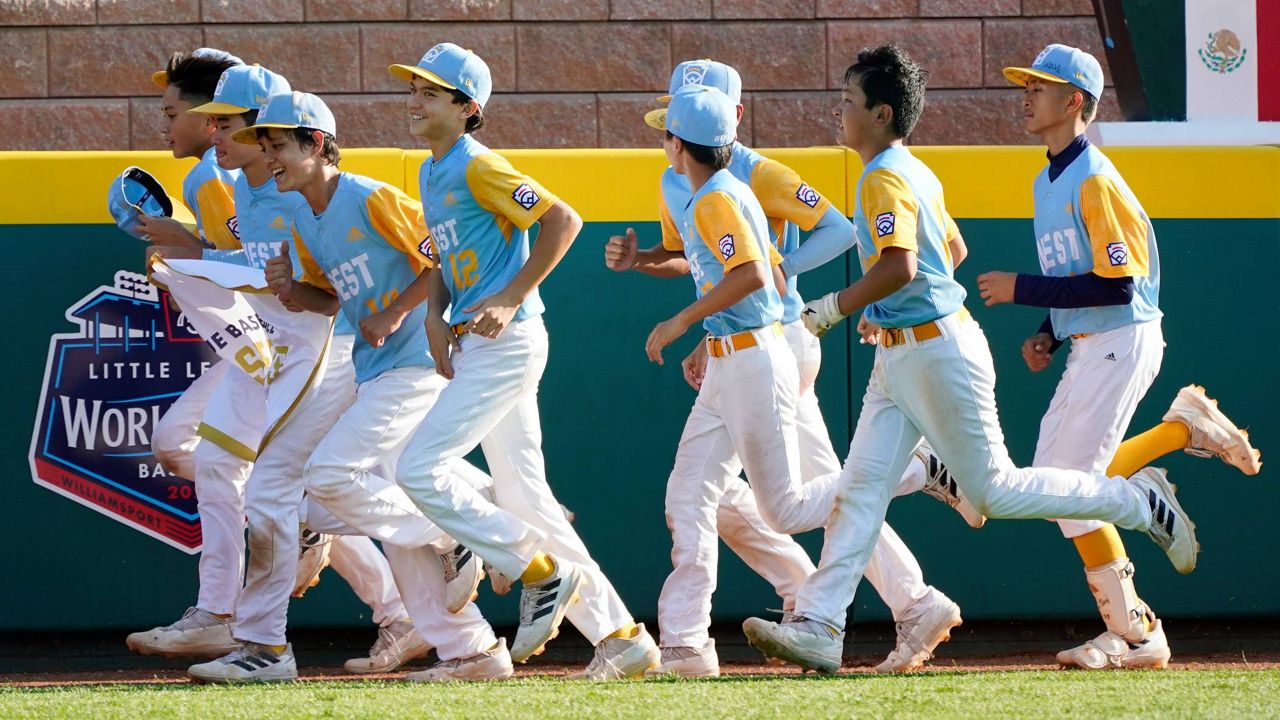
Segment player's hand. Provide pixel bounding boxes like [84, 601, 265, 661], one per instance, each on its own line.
[604, 227, 639, 271]
[265, 241, 296, 298]
[137, 215, 202, 248]
[280, 295, 305, 313]
[646, 315, 690, 365]
[1021, 332, 1054, 372]
[680, 336, 709, 390]
[977, 271, 1017, 306]
[856, 315, 881, 345]
[463, 291, 519, 339]
[801, 291, 847, 338]
[360, 308, 406, 349]
[425, 313, 461, 380]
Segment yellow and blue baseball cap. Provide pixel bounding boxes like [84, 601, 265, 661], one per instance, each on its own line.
[651, 84, 737, 147]
[1003, 44, 1104, 99]
[231, 91, 337, 145]
[151, 48, 244, 89]
[107, 166, 196, 240]
[388, 42, 493, 108]
[657, 59, 742, 103]
[189, 65, 291, 116]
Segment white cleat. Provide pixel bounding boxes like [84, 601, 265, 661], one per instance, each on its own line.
[510, 558, 584, 663]
[439, 543, 485, 614]
[916, 443, 986, 529]
[1128, 467, 1198, 574]
[572, 624, 661, 680]
[645, 640, 720, 678]
[875, 587, 962, 673]
[188, 642, 298, 684]
[406, 638, 514, 682]
[344, 620, 432, 674]
[125, 607, 239, 658]
[485, 507, 573, 597]
[1164, 385, 1262, 475]
[743, 615, 844, 674]
[1057, 620, 1171, 670]
[292, 528, 334, 598]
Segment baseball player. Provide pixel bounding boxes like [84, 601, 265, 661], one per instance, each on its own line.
[382, 43, 660, 680]
[165, 64, 428, 674]
[967, 44, 1262, 670]
[606, 60, 972, 676]
[742, 45, 1206, 674]
[128, 48, 253, 660]
[188, 90, 510, 683]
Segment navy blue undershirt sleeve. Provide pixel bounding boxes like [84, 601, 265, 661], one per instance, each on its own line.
[1014, 272, 1135, 308]
[1036, 314, 1065, 354]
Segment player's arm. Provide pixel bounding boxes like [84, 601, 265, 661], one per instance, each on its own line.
[137, 215, 203, 248]
[779, 205, 855, 277]
[978, 176, 1144, 308]
[424, 264, 460, 380]
[646, 191, 768, 364]
[943, 208, 968, 268]
[745, 159, 854, 278]
[361, 188, 437, 347]
[465, 155, 577, 337]
[606, 197, 691, 277]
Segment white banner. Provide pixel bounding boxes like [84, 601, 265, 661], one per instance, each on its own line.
[149, 258, 333, 451]
[1186, 0, 1258, 120]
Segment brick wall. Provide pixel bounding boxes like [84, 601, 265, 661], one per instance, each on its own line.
[0, 0, 1117, 150]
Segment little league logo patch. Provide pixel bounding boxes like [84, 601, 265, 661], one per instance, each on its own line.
[512, 183, 540, 211]
[422, 45, 445, 64]
[682, 63, 709, 87]
[418, 237, 436, 262]
[875, 212, 896, 238]
[795, 183, 821, 209]
[1106, 241, 1129, 266]
[226, 215, 240, 241]
[28, 271, 219, 554]
[717, 233, 736, 260]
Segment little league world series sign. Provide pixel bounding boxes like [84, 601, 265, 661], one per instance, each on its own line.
[28, 271, 217, 554]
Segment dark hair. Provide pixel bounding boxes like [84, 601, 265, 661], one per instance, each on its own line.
[164, 51, 238, 105]
[238, 109, 258, 126]
[842, 45, 928, 139]
[1079, 91, 1098, 123]
[665, 130, 732, 170]
[449, 87, 486, 133]
[255, 126, 342, 166]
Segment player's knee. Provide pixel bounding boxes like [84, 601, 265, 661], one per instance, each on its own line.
[152, 423, 193, 476]
[303, 462, 346, 496]
[756, 503, 804, 536]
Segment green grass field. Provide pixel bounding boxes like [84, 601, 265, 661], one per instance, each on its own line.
[5, 670, 1280, 720]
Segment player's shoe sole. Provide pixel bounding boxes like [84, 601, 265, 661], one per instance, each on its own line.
[1165, 385, 1262, 475]
[1057, 620, 1171, 670]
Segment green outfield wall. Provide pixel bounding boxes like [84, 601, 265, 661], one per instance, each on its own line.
[2, 146, 1276, 633]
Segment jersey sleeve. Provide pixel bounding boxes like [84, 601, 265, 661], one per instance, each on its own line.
[659, 194, 683, 252]
[465, 153, 560, 231]
[193, 177, 241, 250]
[859, 168, 919, 254]
[1079, 174, 1150, 279]
[367, 186, 434, 274]
[293, 228, 334, 293]
[749, 158, 831, 231]
[693, 191, 764, 271]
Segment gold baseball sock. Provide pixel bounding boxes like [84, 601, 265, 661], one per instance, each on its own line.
[1074, 524, 1125, 567]
[520, 552, 556, 584]
[212, 613, 232, 619]
[605, 623, 639, 640]
[1106, 422, 1191, 478]
[267, 644, 287, 654]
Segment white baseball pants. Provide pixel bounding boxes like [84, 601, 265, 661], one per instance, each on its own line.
[1036, 320, 1165, 537]
[658, 323, 929, 648]
[396, 316, 636, 646]
[795, 312, 1158, 630]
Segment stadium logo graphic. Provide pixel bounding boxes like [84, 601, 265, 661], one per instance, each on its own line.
[1198, 29, 1247, 74]
[28, 272, 218, 554]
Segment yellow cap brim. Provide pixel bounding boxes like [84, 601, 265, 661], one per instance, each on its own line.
[644, 108, 667, 131]
[152, 70, 168, 89]
[1002, 66, 1069, 88]
[231, 122, 299, 145]
[388, 64, 458, 90]
[655, 94, 672, 104]
[188, 100, 253, 115]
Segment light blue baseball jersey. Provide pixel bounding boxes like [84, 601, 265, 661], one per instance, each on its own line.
[852, 145, 966, 328]
[1032, 144, 1161, 338]
[183, 146, 242, 249]
[658, 143, 832, 325]
[292, 173, 433, 383]
[662, 168, 782, 337]
[418, 135, 559, 325]
[204, 175, 356, 337]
